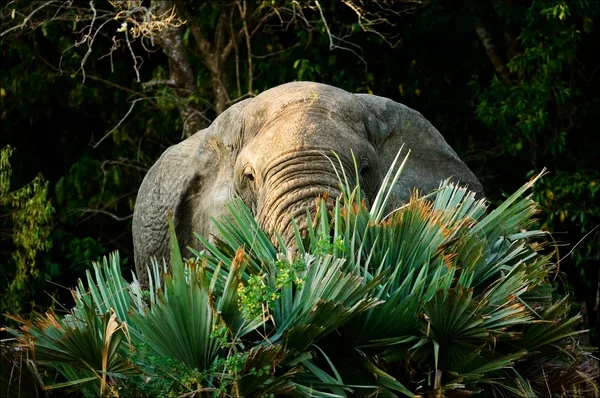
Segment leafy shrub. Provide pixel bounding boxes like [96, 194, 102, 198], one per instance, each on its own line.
[0, 145, 54, 319]
[3, 158, 598, 396]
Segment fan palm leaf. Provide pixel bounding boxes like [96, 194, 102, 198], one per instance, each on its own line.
[4, 155, 597, 397]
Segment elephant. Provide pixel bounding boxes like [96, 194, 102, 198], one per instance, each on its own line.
[132, 81, 484, 285]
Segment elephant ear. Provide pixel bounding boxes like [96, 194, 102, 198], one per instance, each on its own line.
[132, 99, 251, 285]
[356, 94, 484, 204]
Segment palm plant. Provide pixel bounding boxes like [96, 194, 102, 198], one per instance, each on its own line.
[4, 153, 598, 397]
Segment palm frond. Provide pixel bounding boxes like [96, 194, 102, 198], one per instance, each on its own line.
[6, 157, 596, 397]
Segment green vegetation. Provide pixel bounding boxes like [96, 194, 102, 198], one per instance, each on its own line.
[4, 161, 598, 396]
[1, 145, 54, 316]
[470, 1, 600, 302]
[1, 0, 599, 394]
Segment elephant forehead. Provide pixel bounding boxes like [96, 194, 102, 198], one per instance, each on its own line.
[261, 108, 365, 145]
[246, 82, 363, 128]
[241, 111, 368, 168]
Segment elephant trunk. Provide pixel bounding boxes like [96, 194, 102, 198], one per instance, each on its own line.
[257, 166, 343, 246]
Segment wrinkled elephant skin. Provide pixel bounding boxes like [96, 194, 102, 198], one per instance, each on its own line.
[132, 82, 484, 284]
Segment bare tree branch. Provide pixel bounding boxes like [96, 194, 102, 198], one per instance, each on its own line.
[0, 0, 61, 37]
[93, 98, 144, 148]
[474, 17, 511, 83]
[123, 23, 141, 82]
[250, 7, 279, 38]
[37, 54, 150, 99]
[75, 208, 133, 222]
[73, 189, 138, 226]
[142, 79, 177, 88]
[3, 0, 430, 134]
[101, 159, 148, 172]
[314, 0, 367, 66]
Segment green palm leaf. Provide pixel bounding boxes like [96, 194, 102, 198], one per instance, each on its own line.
[6, 158, 597, 397]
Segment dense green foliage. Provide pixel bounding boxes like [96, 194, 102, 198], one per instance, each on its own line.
[469, 1, 600, 302]
[1, 145, 54, 316]
[1, 0, 598, 350]
[4, 168, 598, 396]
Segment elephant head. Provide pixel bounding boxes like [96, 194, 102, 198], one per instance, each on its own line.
[132, 82, 484, 284]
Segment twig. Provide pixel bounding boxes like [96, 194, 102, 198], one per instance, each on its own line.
[252, 41, 301, 59]
[74, 16, 116, 82]
[38, 54, 150, 100]
[227, 92, 256, 104]
[342, 0, 402, 47]
[124, 22, 141, 82]
[50, 0, 73, 20]
[101, 159, 148, 172]
[142, 79, 176, 88]
[73, 189, 137, 226]
[314, 1, 333, 49]
[93, 98, 144, 148]
[0, 0, 59, 37]
[182, 105, 213, 125]
[75, 208, 133, 221]
[76, 0, 97, 83]
[250, 8, 278, 38]
[314, 0, 367, 66]
[559, 224, 600, 262]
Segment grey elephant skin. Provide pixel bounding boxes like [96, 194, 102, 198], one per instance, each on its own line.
[132, 82, 484, 284]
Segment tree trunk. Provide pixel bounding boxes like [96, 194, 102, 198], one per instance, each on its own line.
[185, 3, 236, 116]
[473, 18, 511, 83]
[151, 0, 207, 136]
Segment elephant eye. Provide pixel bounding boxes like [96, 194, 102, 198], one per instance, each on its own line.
[360, 164, 371, 177]
[243, 166, 255, 182]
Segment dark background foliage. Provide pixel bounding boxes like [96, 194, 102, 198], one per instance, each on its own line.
[1, 0, 598, 342]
